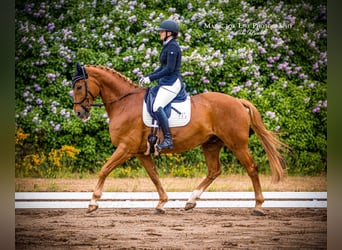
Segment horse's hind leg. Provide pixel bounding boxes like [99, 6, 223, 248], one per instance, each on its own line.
[231, 146, 265, 216]
[185, 139, 224, 210]
[136, 154, 168, 214]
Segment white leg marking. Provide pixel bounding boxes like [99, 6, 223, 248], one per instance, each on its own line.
[89, 199, 98, 206]
[187, 189, 203, 203]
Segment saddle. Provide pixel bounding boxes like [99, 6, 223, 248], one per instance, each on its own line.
[142, 85, 191, 155]
[143, 86, 190, 127]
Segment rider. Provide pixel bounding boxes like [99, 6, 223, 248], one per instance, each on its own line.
[140, 19, 185, 152]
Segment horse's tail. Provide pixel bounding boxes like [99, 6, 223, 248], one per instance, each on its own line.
[239, 98, 289, 183]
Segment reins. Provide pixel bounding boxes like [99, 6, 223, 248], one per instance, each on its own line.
[91, 90, 140, 107]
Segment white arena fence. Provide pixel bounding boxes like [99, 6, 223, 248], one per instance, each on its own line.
[15, 192, 327, 209]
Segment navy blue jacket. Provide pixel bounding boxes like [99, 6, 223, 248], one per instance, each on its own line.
[148, 39, 183, 86]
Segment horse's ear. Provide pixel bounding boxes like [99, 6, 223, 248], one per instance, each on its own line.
[75, 62, 82, 73]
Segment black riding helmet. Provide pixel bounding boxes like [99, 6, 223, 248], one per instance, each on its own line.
[157, 20, 179, 35]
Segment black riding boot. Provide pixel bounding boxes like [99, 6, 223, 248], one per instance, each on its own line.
[155, 107, 173, 151]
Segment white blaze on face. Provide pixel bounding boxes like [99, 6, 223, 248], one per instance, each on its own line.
[187, 189, 203, 203]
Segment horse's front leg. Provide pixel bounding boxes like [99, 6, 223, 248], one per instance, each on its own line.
[87, 146, 131, 213]
[136, 154, 168, 214]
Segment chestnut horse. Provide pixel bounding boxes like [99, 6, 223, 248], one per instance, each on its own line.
[71, 63, 287, 215]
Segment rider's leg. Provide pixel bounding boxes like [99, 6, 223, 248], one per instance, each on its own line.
[153, 79, 181, 151]
[155, 107, 173, 150]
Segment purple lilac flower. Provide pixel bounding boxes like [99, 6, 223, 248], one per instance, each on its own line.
[141, 62, 149, 68]
[268, 57, 274, 63]
[32, 115, 39, 124]
[47, 73, 57, 82]
[265, 111, 276, 119]
[38, 36, 45, 44]
[21, 37, 28, 43]
[34, 84, 41, 91]
[26, 105, 32, 112]
[241, 67, 248, 72]
[201, 77, 210, 84]
[277, 62, 288, 70]
[312, 107, 320, 113]
[231, 86, 242, 94]
[181, 71, 194, 77]
[132, 68, 140, 74]
[138, 43, 145, 51]
[295, 66, 302, 72]
[51, 101, 59, 107]
[123, 55, 133, 62]
[36, 98, 43, 105]
[54, 124, 61, 131]
[23, 91, 30, 97]
[313, 62, 319, 71]
[323, 100, 328, 108]
[308, 83, 315, 88]
[269, 73, 278, 80]
[218, 82, 226, 87]
[128, 15, 137, 23]
[258, 46, 266, 54]
[299, 73, 308, 79]
[61, 79, 69, 87]
[245, 80, 252, 87]
[47, 22, 55, 32]
[115, 47, 122, 55]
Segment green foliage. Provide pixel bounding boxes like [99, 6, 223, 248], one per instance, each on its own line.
[15, 0, 326, 177]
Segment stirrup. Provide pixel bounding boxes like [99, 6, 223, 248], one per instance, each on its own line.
[156, 140, 173, 151]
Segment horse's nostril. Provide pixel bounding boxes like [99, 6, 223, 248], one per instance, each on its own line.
[77, 111, 81, 117]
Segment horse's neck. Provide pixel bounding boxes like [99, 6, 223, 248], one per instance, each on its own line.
[88, 66, 136, 99]
[102, 76, 133, 97]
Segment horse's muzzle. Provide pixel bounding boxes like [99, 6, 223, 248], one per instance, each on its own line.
[74, 106, 90, 122]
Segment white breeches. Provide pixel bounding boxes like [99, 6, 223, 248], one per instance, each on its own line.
[153, 79, 182, 112]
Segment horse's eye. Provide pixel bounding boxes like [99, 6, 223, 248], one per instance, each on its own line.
[77, 85, 82, 91]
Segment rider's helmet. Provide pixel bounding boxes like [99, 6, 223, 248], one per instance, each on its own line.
[157, 20, 179, 35]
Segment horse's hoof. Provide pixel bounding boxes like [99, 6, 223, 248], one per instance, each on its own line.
[184, 202, 196, 211]
[251, 208, 265, 216]
[87, 204, 98, 214]
[154, 208, 166, 214]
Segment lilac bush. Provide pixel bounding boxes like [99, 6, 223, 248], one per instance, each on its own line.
[15, 0, 326, 176]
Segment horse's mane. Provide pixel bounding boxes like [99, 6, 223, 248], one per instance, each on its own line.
[85, 64, 138, 87]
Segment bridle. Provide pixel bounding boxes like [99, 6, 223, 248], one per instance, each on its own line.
[71, 65, 97, 113]
[71, 65, 140, 109]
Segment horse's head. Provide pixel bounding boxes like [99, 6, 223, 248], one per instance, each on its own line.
[71, 62, 99, 122]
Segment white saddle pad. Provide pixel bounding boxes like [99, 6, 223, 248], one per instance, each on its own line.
[143, 96, 191, 128]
